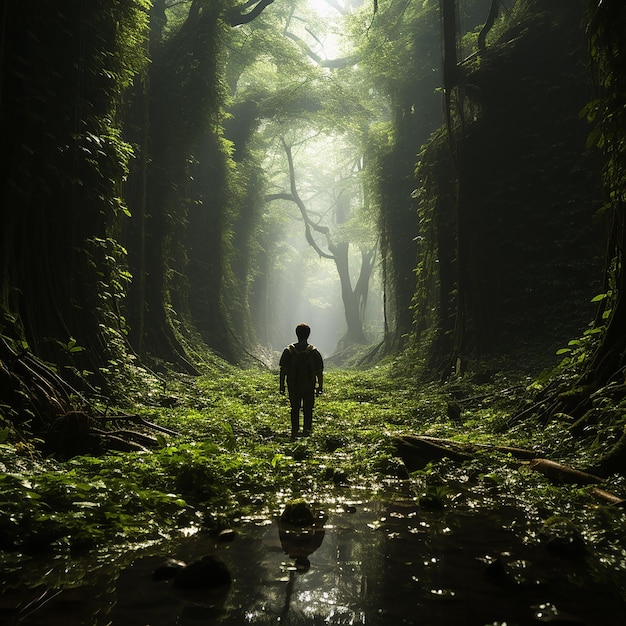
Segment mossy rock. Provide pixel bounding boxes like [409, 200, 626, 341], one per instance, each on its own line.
[280, 500, 315, 526]
[173, 555, 231, 589]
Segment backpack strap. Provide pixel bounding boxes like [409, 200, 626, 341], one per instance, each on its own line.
[289, 343, 314, 354]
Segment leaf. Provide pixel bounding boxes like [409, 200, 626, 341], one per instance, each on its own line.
[67, 338, 84, 353]
[73, 501, 100, 508]
[590, 293, 608, 303]
[556, 348, 571, 355]
[583, 327, 603, 336]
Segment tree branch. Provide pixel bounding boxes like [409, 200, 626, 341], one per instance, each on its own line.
[265, 192, 295, 202]
[284, 31, 357, 68]
[227, 0, 276, 26]
[280, 138, 335, 260]
[478, 0, 500, 52]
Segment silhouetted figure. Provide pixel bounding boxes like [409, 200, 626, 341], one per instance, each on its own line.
[279, 323, 324, 438]
[278, 515, 326, 618]
[278, 521, 326, 573]
[278, 501, 326, 575]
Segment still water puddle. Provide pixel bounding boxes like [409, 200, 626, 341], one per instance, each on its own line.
[3, 493, 625, 625]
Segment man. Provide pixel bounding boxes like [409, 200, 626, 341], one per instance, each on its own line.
[279, 323, 324, 438]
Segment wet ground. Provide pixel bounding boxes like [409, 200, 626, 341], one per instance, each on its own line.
[2, 490, 625, 625]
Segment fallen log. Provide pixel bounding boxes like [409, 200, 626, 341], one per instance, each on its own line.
[414, 435, 540, 460]
[92, 428, 159, 449]
[591, 487, 625, 506]
[393, 434, 625, 504]
[104, 435, 148, 453]
[394, 435, 473, 471]
[527, 458, 604, 485]
[394, 435, 541, 472]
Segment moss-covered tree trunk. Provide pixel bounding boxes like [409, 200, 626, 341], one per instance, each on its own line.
[1, 1, 147, 387]
[124, 0, 238, 369]
[413, 0, 604, 376]
[569, 0, 626, 473]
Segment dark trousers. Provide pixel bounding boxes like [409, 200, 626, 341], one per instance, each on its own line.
[288, 389, 315, 435]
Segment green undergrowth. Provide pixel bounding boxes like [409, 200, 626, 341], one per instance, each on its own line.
[1, 361, 625, 591]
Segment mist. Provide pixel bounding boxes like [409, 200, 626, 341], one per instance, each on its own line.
[260, 131, 386, 357]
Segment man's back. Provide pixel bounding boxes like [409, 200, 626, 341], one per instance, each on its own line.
[279, 324, 324, 438]
[283, 342, 322, 393]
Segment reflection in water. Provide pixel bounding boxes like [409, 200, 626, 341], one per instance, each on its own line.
[278, 515, 326, 571]
[3, 493, 626, 625]
[277, 511, 327, 621]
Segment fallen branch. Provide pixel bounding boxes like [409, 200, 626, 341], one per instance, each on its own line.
[394, 435, 474, 471]
[92, 427, 159, 449]
[394, 435, 625, 504]
[414, 435, 540, 459]
[96, 414, 180, 437]
[592, 487, 625, 506]
[527, 458, 604, 485]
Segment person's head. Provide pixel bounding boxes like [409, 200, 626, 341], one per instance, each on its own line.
[295, 323, 311, 341]
[295, 556, 311, 571]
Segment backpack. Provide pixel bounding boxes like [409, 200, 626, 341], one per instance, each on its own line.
[288, 343, 316, 391]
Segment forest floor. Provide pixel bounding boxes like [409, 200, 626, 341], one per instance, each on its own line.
[1, 361, 626, 623]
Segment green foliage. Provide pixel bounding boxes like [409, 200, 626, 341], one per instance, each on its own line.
[2, 360, 626, 593]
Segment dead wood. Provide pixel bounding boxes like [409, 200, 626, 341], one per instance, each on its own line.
[413, 435, 540, 459]
[591, 487, 625, 506]
[93, 428, 159, 449]
[96, 414, 180, 437]
[104, 435, 148, 453]
[394, 434, 625, 504]
[394, 435, 474, 471]
[527, 458, 604, 485]
[1, 334, 180, 456]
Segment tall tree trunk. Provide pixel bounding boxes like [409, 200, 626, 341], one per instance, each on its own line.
[332, 242, 367, 344]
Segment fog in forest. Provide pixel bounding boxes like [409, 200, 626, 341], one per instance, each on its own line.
[262, 132, 385, 356]
[252, 0, 385, 356]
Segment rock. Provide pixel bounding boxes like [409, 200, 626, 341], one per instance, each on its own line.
[158, 395, 179, 408]
[418, 492, 445, 510]
[173, 555, 231, 589]
[152, 557, 186, 581]
[485, 558, 512, 586]
[280, 500, 316, 526]
[446, 401, 462, 421]
[324, 467, 348, 485]
[217, 528, 237, 543]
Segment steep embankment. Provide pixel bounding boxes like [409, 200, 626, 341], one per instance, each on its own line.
[415, 1, 605, 365]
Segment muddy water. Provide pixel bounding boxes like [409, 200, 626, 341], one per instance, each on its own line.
[3, 493, 625, 625]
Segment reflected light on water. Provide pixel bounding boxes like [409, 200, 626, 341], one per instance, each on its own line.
[5, 492, 626, 626]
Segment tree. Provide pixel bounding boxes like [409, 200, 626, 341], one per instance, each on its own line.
[123, 0, 279, 366]
[222, 0, 383, 351]
[0, 1, 151, 435]
[1, 1, 148, 377]
[359, 0, 604, 373]
[578, 0, 626, 390]
[269, 137, 377, 346]
[352, 0, 458, 349]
